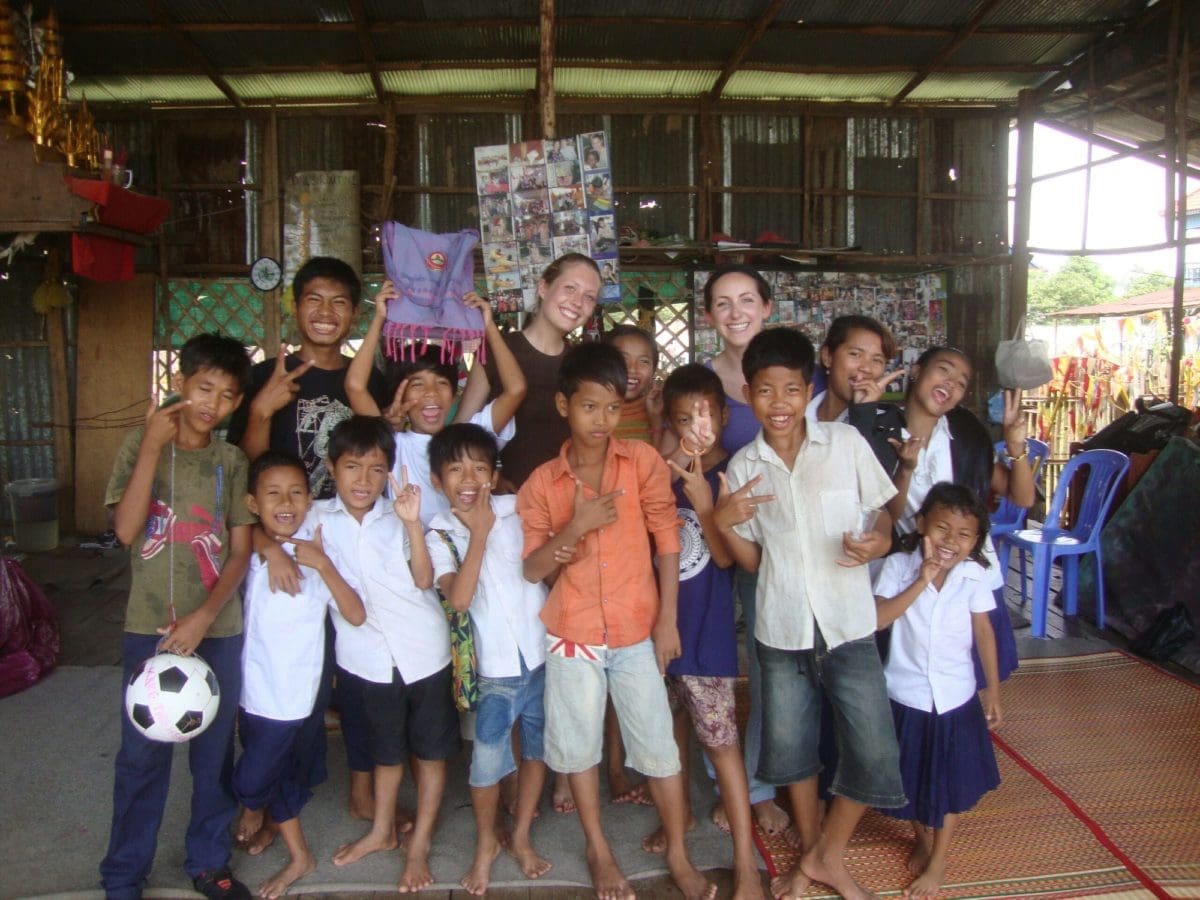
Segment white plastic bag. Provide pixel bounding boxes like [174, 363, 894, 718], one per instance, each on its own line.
[995, 317, 1053, 389]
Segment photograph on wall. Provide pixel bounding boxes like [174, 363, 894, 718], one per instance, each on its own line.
[475, 131, 621, 310]
[692, 269, 946, 370]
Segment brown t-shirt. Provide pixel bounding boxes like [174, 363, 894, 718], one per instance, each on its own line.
[484, 330, 569, 488]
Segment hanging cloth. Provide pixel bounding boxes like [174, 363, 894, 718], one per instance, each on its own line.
[381, 223, 484, 363]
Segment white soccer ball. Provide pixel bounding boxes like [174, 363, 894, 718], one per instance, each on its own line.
[125, 652, 221, 743]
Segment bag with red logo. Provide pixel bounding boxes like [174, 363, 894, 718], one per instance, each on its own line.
[381, 222, 484, 362]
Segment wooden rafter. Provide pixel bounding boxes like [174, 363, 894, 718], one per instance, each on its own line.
[1039, 116, 1200, 179]
[707, 0, 786, 102]
[144, 0, 242, 108]
[1030, 1, 1171, 102]
[537, 0, 556, 139]
[347, 0, 386, 104]
[889, 0, 1004, 106]
[62, 16, 1129, 38]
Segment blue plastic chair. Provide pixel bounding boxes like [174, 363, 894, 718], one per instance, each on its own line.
[1008, 448, 1130, 637]
[990, 438, 1050, 584]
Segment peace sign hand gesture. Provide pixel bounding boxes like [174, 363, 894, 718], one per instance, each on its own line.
[852, 367, 907, 405]
[280, 524, 334, 577]
[713, 472, 775, 531]
[390, 467, 421, 525]
[251, 345, 316, 419]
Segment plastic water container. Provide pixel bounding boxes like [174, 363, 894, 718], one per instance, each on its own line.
[5, 478, 59, 552]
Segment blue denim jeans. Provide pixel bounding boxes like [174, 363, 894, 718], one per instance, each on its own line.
[544, 636, 680, 777]
[469, 659, 545, 787]
[703, 566, 777, 805]
[100, 632, 243, 899]
[757, 632, 905, 808]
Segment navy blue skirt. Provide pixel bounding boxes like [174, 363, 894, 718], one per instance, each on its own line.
[973, 593, 1019, 690]
[883, 696, 1000, 828]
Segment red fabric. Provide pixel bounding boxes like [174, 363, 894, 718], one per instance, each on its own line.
[71, 233, 135, 282]
[0, 558, 60, 698]
[64, 177, 169, 232]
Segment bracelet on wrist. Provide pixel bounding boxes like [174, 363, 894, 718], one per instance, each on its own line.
[1003, 444, 1028, 464]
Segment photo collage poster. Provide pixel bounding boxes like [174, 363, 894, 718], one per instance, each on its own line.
[474, 131, 619, 313]
[693, 270, 947, 390]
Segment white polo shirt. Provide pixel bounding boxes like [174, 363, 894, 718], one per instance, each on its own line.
[874, 548, 996, 713]
[241, 520, 342, 721]
[728, 420, 896, 652]
[312, 495, 450, 685]
[393, 399, 517, 527]
[427, 495, 547, 678]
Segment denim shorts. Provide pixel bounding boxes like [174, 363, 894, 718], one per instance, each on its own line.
[469, 660, 546, 787]
[543, 635, 680, 778]
[756, 633, 906, 808]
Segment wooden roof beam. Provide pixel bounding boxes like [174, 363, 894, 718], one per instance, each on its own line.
[346, 0, 386, 104]
[62, 17, 1130, 38]
[1039, 116, 1200, 179]
[537, 0, 556, 139]
[145, 0, 242, 108]
[707, 0, 786, 102]
[889, 0, 1004, 106]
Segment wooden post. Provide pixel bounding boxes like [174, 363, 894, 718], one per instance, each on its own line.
[46, 303, 73, 531]
[261, 108, 281, 350]
[1169, 3, 1188, 403]
[1009, 89, 1036, 335]
[697, 96, 711, 241]
[537, 0, 556, 139]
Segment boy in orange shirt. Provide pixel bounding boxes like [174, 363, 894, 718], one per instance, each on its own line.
[518, 343, 715, 900]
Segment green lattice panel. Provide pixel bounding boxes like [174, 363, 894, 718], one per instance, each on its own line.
[160, 280, 267, 349]
[601, 270, 693, 373]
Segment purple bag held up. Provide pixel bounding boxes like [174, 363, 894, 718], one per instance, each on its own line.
[381, 222, 484, 363]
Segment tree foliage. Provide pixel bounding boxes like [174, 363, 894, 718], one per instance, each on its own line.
[1122, 269, 1174, 299]
[1026, 256, 1116, 322]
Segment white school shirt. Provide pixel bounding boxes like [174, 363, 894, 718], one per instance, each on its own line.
[312, 495, 450, 684]
[241, 520, 342, 720]
[728, 420, 896, 652]
[804, 390, 849, 427]
[874, 548, 996, 713]
[898, 414, 1004, 590]
[392, 399, 516, 527]
[426, 494, 547, 678]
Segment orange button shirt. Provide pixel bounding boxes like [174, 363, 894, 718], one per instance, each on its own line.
[518, 437, 680, 648]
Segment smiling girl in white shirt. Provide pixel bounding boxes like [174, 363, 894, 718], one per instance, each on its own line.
[874, 482, 1003, 899]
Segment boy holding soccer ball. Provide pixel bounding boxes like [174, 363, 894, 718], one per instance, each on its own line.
[101, 334, 257, 900]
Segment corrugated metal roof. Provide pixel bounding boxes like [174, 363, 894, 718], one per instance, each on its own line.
[753, 31, 947, 68]
[373, 24, 537, 62]
[69, 74, 228, 104]
[907, 72, 1031, 102]
[380, 68, 535, 95]
[558, 22, 737, 64]
[723, 71, 915, 102]
[1054, 288, 1200, 317]
[945, 32, 1080, 67]
[557, 67, 718, 97]
[192, 30, 363, 69]
[225, 72, 375, 101]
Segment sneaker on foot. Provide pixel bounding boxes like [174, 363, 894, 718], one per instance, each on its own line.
[191, 869, 250, 900]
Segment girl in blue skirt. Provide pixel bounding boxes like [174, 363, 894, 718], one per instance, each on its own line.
[874, 482, 1003, 898]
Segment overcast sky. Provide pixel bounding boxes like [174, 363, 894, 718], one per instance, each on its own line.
[1008, 124, 1198, 290]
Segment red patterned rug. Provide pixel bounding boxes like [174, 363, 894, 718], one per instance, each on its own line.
[752, 651, 1200, 898]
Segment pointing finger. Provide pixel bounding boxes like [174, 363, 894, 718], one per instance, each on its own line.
[388, 473, 402, 496]
[273, 346, 289, 375]
[877, 367, 907, 388]
[311, 524, 323, 547]
[400, 464, 410, 488]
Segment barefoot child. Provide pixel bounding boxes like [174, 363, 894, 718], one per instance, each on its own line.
[101, 334, 255, 900]
[654, 364, 765, 900]
[519, 343, 715, 900]
[426, 424, 553, 895]
[233, 452, 366, 898]
[713, 328, 904, 900]
[600, 323, 664, 806]
[873, 482, 1003, 898]
[311, 416, 460, 893]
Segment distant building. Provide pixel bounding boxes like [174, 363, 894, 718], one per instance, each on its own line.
[1186, 188, 1200, 287]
